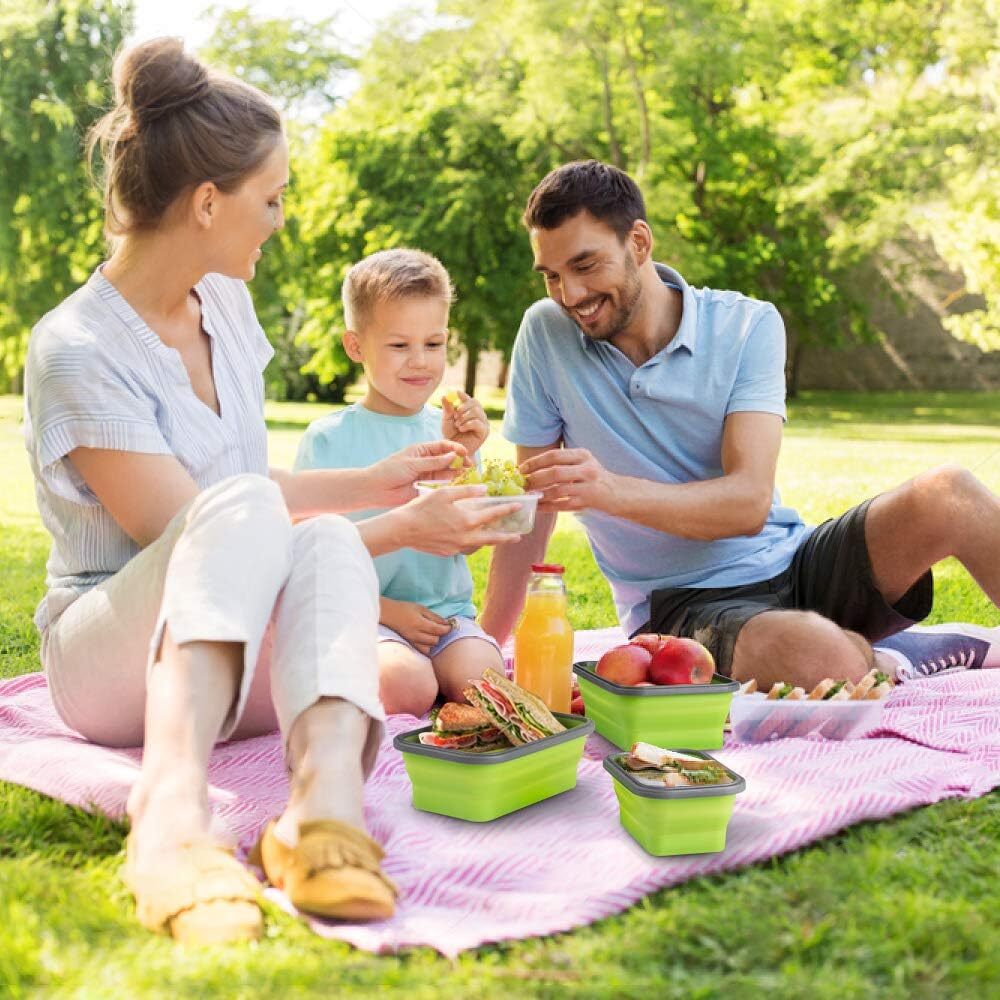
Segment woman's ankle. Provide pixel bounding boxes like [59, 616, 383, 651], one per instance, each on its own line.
[127, 769, 213, 852]
[274, 698, 372, 842]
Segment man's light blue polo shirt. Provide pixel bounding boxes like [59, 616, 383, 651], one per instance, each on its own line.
[503, 263, 812, 636]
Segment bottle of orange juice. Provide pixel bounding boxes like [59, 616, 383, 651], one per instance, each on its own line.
[514, 564, 574, 713]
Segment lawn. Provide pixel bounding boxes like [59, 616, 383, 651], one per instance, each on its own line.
[1, 390, 999, 999]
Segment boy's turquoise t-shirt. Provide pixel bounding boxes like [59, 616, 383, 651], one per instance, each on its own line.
[293, 403, 477, 620]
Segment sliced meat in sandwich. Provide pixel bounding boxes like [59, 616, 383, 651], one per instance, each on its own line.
[463, 668, 566, 746]
[418, 701, 508, 750]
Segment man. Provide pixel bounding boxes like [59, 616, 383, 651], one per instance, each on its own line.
[481, 160, 1000, 688]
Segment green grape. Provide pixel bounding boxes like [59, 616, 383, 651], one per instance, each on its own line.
[453, 468, 484, 486]
[455, 458, 526, 496]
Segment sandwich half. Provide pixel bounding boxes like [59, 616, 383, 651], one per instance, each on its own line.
[418, 701, 508, 750]
[463, 668, 566, 745]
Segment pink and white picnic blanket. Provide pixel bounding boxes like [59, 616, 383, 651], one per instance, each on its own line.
[2, 626, 999, 956]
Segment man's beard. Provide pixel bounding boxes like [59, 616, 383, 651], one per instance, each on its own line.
[564, 254, 643, 342]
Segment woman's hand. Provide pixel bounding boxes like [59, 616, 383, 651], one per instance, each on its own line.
[381, 598, 453, 656]
[369, 440, 468, 507]
[441, 390, 489, 459]
[357, 483, 523, 558]
[401, 485, 523, 555]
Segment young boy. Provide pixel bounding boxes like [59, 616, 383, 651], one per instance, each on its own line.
[294, 249, 506, 716]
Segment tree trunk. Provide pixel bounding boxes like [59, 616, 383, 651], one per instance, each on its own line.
[597, 49, 623, 169]
[464, 339, 480, 396]
[497, 356, 510, 391]
[622, 37, 651, 176]
[788, 337, 805, 399]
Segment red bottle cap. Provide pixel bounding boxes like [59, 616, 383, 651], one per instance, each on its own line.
[531, 563, 565, 574]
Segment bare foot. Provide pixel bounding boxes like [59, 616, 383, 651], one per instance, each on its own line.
[126, 771, 215, 871]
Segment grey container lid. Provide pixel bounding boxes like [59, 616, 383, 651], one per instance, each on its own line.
[574, 660, 739, 697]
[394, 712, 594, 764]
[603, 749, 746, 798]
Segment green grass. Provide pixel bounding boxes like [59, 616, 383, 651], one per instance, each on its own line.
[1, 390, 998, 998]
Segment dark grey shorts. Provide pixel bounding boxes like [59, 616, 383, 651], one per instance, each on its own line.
[640, 498, 934, 677]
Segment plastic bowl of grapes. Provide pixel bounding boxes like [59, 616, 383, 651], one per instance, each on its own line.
[415, 459, 542, 535]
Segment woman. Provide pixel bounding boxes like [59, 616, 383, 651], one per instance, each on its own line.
[22, 38, 519, 945]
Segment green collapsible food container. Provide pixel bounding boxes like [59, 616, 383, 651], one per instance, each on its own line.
[393, 714, 594, 822]
[573, 661, 739, 750]
[604, 750, 746, 856]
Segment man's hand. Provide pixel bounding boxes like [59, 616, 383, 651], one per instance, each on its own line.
[521, 447, 618, 514]
[441, 390, 489, 459]
[381, 597, 454, 655]
[369, 440, 468, 507]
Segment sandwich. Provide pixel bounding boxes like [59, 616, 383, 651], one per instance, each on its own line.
[622, 742, 730, 787]
[463, 668, 566, 745]
[626, 743, 718, 771]
[418, 701, 508, 750]
[749, 670, 895, 741]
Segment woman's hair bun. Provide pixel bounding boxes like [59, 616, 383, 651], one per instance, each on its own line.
[88, 36, 282, 237]
[114, 37, 210, 127]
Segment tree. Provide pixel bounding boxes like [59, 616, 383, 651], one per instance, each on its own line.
[443, 0, 881, 392]
[198, 5, 355, 400]
[292, 15, 542, 393]
[199, 5, 352, 118]
[778, 0, 1000, 350]
[0, 0, 132, 390]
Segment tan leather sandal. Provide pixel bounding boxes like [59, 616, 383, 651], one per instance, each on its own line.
[123, 837, 263, 945]
[250, 819, 397, 921]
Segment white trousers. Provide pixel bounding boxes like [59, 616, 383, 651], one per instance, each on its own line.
[40, 474, 385, 770]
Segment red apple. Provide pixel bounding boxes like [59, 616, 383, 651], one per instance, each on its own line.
[570, 694, 585, 715]
[630, 632, 666, 654]
[595, 643, 651, 686]
[648, 636, 714, 685]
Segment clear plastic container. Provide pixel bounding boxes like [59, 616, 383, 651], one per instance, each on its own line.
[414, 482, 541, 534]
[514, 564, 574, 712]
[729, 692, 885, 743]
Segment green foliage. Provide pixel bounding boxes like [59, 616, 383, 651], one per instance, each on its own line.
[0, 0, 131, 389]
[199, 5, 352, 116]
[291, 18, 541, 394]
[198, 8, 356, 402]
[775, 0, 1000, 349]
[0, 1, 996, 395]
[444, 0, 935, 386]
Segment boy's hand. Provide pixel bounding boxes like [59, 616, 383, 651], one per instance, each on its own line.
[370, 440, 468, 506]
[381, 597, 454, 655]
[441, 390, 489, 459]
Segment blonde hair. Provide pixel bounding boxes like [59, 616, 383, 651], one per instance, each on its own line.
[87, 37, 283, 237]
[342, 249, 454, 331]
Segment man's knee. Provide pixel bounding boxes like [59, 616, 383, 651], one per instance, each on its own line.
[378, 645, 437, 717]
[731, 610, 872, 689]
[904, 464, 984, 524]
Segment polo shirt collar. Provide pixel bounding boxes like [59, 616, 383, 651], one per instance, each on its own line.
[576, 261, 699, 357]
[654, 262, 698, 356]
